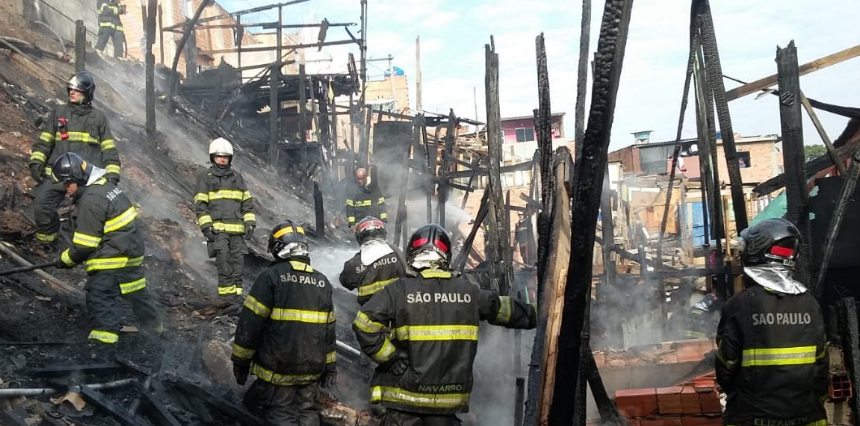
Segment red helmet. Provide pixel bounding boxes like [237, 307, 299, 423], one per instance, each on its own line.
[407, 224, 451, 270]
[355, 216, 386, 245]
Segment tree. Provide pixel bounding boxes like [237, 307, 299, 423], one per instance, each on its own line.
[804, 144, 827, 162]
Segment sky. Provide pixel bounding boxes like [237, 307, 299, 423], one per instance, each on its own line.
[219, 0, 860, 150]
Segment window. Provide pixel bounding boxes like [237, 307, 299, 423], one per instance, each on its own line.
[738, 151, 751, 168]
[515, 127, 535, 142]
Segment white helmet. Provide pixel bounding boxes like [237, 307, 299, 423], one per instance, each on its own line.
[209, 137, 234, 164]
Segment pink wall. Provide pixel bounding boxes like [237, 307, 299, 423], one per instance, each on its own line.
[500, 116, 565, 143]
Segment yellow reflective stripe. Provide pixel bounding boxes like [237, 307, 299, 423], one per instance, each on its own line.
[232, 343, 256, 360]
[45, 166, 53, 176]
[378, 197, 385, 204]
[243, 295, 271, 318]
[243, 213, 256, 222]
[379, 212, 388, 219]
[250, 363, 319, 385]
[37, 232, 58, 243]
[289, 261, 313, 273]
[354, 200, 372, 207]
[194, 193, 209, 203]
[358, 278, 399, 297]
[370, 386, 470, 409]
[57, 131, 100, 144]
[271, 309, 332, 324]
[371, 339, 396, 363]
[345, 199, 355, 206]
[100, 139, 116, 151]
[72, 231, 102, 248]
[212, 222, 244, 233]
[119, 278, 146, 294]
[39, 132, 54, 143]
[347, 216, 356, 223]
[99, 22, 123, 31]
[495, 296, 512, 324]
[104, 206, 136, 233]
[105, 164, 121, 175]
[742, 346, 817, 367]
[30, 151, 47, 162]
[242, 191, 252, 201]
[420, 269, 452, 279]
[274, 226, 304, 239]
[198, 215, 212, 226]
[61, 249, 75, 266]
[394, 325, 479, 341]
[354, 311, 386, 333]
[208, 190, 244, 201]
[326, 351, 337, 364]
[219, 285, 243, 296]
[85, 255, 144, 272]
[88, 330, 119, 344]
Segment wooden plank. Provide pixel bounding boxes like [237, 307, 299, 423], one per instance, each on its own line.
[75, 20, 86, 72]
[442, 159, 534, 180]
[800, 91, 846, 175]
[726, 43, 860, 101]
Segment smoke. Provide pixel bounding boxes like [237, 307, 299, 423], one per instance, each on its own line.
[470, 325, 535, 425]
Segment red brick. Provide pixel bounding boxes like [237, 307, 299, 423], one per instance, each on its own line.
[680, 386, 701, 414]
[681, 415, 723, 426]
[616, 388, 658, 417]
[627, 420, 641, 426]
[640, 417, 683, 426]
[693, 378, 715, 393]
[656, 386, 683, 414]
[698, 390, 722, 415]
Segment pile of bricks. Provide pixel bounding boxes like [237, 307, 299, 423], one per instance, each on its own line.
[614, 373, 722, 426]
[595, 339, 717, 369]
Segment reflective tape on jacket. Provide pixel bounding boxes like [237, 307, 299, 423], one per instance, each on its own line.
[326, 351, 337, 364]
[270, 309, 334, 324]
[741, 346, 818, 367]
[85, 255, 144, 272]
[219, 285, 243, 296]
[30, 151, 47, 163]
[73, 231, 102, 248]
[352, 200, 373, 207]
[105, 164, 121, 175]
[354, 311, 386, 333]
[495, 296, 512, 324]
[370, 386, 470, 409]
[38, 232, 58, 243]
[89, 329, 119, 344]
[193, 193, 209, 203]
[358, 278, 399, 297]
[394, 324, 479, 341]
[289, 261, 313, 273]
[198, 214, 212, 227]
[232, 343, 256, 360]
[212, 222, 244, 233]
[99, 22, 123, 31]
[39, 131, 54, 144]
[60, 249, 76, 266]
[104, 206, 136, 233]
[207, 189, 245, 201]
[251, 363, 320, 386]
[56, 131, 100, 145]
[243, 213, 256, 222]
[100, 139, 116, 151]
[119, 278, 146, 294]
[371, 338, 396, 363]
[243, 295, 272, 318]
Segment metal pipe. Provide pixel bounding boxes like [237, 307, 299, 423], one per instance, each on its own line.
[336, 340, 361, 358]
[0, 378, 135, 397]
[34, 21, 67, 54]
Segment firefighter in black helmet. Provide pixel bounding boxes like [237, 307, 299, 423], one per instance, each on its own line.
[51, 153, 161, 351]
[352, 224, 537, 425]
[30, 72, 121, 246]
[716, 218, 827, 426]
[95, 0, 126, 58]
[232, 221, 336, 426]
[345, 168, 387, 228]
[339, 217, 406, 305]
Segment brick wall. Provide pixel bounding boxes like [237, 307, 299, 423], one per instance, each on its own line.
[714, 140, 781, 185]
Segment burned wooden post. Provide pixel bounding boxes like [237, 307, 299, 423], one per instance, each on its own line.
[166, 0, 213, 113]
[421, 115, 434, 223]
[314, 182, 324, 237]
[574, 0, 591, 166]
[359, 106, 372, 167]
[436, 109, 457, 228]
[776, 41, 812, 286]
[452, 190, 490, 272]
[800, 91, 846, 175]
[144, 0, 157, 138]
[484, 38, 513, 296]
[75, 20, 86, 72]
[268, 63, 280, 171]
[838, 298, 860, 418]
[549, 1, 633, 425]
[459, 157, 481, 210]
[600, 168, 617, 287]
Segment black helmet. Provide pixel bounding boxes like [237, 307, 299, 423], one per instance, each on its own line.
[269, 220, 309, 260]
[739, 218, 800, 269]
[694, 293, 719, 312]
[67, 71, 96, 105]
[51, 152, 92, 185]
[407, 224, 452, 271]
[355, 216, 386, 245]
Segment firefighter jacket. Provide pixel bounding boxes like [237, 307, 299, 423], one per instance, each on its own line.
[683, 309, 717, 339]
[30, 103, 121, 182]
[716, 281, 827, 426]
[59, 178, 144, 279]
[97, 0, 123, 31]
[232, 259, 336, 386]
[339, 243, 407, 305]
[345, 183, 386, 226]
[193, 165, 255, 235]
[353, 269, 537, 415]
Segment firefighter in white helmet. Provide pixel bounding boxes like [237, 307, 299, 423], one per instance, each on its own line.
[193, 138, 256, 299]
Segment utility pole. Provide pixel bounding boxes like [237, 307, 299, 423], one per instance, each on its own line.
[388, 54, 395, 107]
[415, 36, 422, 114]
[268, 5, 283, 171]
[359, 0, 368, 101]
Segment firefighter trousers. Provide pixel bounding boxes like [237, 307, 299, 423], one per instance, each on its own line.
[32, 180, 66, 244]
[95, 27, 125, 58]
[85, 267, 161, 345]
[212, 232, 247, 295]
[243, 380, 320, 426]
[382, 409, 461, 426]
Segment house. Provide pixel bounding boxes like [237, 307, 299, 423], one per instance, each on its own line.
[500, 112, 565, 144]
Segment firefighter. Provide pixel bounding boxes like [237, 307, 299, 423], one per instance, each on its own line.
[345, 168, 387, 229]
[514, 211, 531, 265]
[352, 224, 537, 425]
[30, 72, 121, 246]
[716, 218, 827, 426]
[193, 138, 255, 298]
[231, 221, 336, 426]
[51, 153, 161, 349]
[683, 293, 719, 339]
[339, 217, 406, 305]
[95, 0, 126, 58]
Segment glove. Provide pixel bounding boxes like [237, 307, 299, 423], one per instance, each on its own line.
[233, 361, 250, 386]
[244, 225, 255, 240]
[55, 258, 74, 269]
[203, 227, 216, 243]
[29, 163, 45, 183]
[320, 370, 337, 388]
[107, 176, 120, 186]
[386, 352, 409, 376]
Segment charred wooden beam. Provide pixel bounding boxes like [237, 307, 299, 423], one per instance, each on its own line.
[550, 1, 633, 424]
[421, 115, 434, 223]
[584, 347, 628, 426]
[838, 298, 860, 417]
[30, 363, 121, 377]
[166, 0, 213, 112]
[171, 377, 267, 426]
[74, 20, 86, 72]
[133, 381, 182, 426]
[298, 63, 308, 166]
[144, 0, 156, 138]
[452, 190, 490, 272]
[777, 41, 812, 286]
[161, 0, 309, 31]
[574, 0, 591, 167]
[459, 157, 481, 210]
[314, 182, 325, 237]
[80, 384, 148, 426]
[199, 39, 356, 56]
[437, 110, 458, 228]
[800, 91, 846, 175]
[442, 160, 535, 180]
